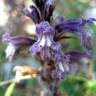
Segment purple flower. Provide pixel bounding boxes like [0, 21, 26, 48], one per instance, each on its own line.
[51, 57, 70, 81]
[86, 18, 96, 24]
[2, 0, 96, 84]
[29, 21, 71, 78]
[23, 5, 40, 23]
[2, 32, 35, 61]
[30, 21, 55, 59]
[23, 0, 56, 23]
[55, 18, 95, 47]
[65, 51, 91, 62]
[65, 51, 91, 75]
[44, 0, 56, 21]
[55, 18, 84, 32]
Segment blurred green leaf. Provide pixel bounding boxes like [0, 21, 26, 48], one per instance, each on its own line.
[84, 81, 96, 89]
[4, 82, 16, 96]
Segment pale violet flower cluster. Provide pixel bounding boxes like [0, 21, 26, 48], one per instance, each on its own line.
[2, 0, 96, 82]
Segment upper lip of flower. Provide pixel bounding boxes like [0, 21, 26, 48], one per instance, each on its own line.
[35, 21, 55, 47]
[22, 5, 41, 23]
[23, 0, 56, 23]
[3, 34, 36, 61]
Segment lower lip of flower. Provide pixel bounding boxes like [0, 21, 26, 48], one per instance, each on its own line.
[39, 35, 46, 47]
[58, 62, 64, 72]
[39, 35, 52, 47]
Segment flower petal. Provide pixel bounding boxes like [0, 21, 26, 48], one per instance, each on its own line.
[8, 36, 35, 47]
[44, 0, 56, 21]
[23, 5, 40, 23]
[5, 43, 16, 61]
[3, 35, 35, 61]
[55, 18, 96, 48]
[30, 42, 41, 56]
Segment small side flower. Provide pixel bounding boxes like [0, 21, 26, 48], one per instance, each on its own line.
[2, 33, 35, 61]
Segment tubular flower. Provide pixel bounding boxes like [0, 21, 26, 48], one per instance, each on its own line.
[55, 18, 96, 47]
[44, 0, 56, 21]
[2, 32, 35, 61]
[23, 5, 40, 23]
[65, 51, 91, 75]
[29, 21, 70, 80]
[30, 21, 55, 58]
[23, 0, 56, 23]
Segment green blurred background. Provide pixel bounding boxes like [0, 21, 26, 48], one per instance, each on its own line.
[0, 0, 96, 96]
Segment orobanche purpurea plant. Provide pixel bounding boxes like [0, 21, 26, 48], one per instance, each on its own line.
[2, 0, 96, 96]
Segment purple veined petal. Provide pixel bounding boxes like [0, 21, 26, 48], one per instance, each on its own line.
[5, 43, 17, 62]
[63, 18, 83, 25]
[56, 18, 96, 32]
[8, 36, 35, 47]
[23, 5, 40, 23]
[40, 47, 48, 60]
[36, 21, 55, 37]
[29, 21, 56, 58]
[2, 33, 36, 47]
[55, 17, 95, 32]
[55, 19, 82, 33]
[3, 35, 35, 61]
[55, 18, 88, 36]
[54, 18, 95, 48]
[40, 43, 60, 60]
[37, 46, 53, 60]
[65, 51, 91, 62]
[86, 18, 96, 24]
[44, 0, 56, 21]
